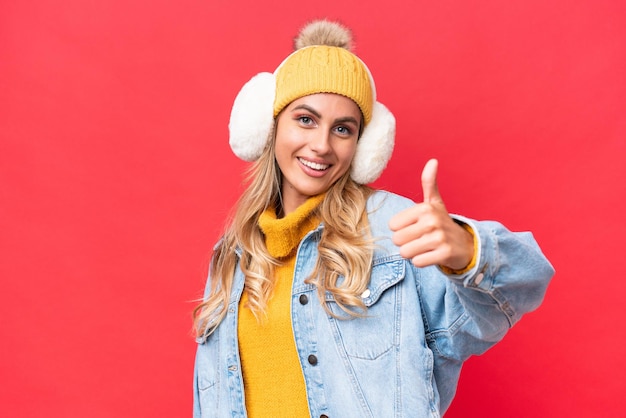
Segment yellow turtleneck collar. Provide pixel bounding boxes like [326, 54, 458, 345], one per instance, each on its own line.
[258, 194, 325, 258]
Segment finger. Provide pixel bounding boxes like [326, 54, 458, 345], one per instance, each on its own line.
[388, 200, 435, 231]
[390, 209, 435, 244]
[402, 236, 450, 268]
[411, 249, 446, 268]
[391, 220, 423, 246]
[389, 205, 419, 231]
[397, 234, 438, 260]
[421, 158, 441, 203]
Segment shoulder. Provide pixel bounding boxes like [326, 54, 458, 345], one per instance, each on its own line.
[366, 190, 415, 219]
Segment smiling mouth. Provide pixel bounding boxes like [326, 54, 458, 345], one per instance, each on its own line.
[298, 158, 330, 171]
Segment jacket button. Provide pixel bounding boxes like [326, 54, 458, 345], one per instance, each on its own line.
[299, 294, 309, 305]
[475, 273, 485, 285]
[307, 354, 318, 365]
[320, 415, 329, 418]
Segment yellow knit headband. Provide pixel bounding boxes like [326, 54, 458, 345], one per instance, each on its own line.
[273, 45, 374, 124]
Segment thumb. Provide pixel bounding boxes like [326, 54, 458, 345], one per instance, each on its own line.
[421, 158, 442, 203]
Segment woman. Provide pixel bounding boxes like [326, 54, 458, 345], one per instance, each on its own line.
[193, 20, 554, 418]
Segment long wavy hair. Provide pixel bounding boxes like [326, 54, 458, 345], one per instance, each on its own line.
[193, 127, 375, 338]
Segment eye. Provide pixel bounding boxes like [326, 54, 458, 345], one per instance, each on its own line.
[334, 125, 353, 136]
[297, 116, 314, 126]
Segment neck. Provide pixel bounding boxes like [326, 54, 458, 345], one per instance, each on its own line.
[259, 193, 325, 258]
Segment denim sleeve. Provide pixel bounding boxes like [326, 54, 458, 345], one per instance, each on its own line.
[418, 215, 555, 361]
[193, 354, 201, 417]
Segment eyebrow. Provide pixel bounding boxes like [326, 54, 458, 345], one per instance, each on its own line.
[291, 104, 360, 127]
[292, 104, 322, 119]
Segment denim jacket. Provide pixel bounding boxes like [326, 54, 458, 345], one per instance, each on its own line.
[193, 191, 554, 417]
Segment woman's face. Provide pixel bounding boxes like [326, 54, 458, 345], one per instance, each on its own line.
[275, 93, 361, 215]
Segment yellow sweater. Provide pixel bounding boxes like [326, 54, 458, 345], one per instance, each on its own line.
[238, 195, 324, 417]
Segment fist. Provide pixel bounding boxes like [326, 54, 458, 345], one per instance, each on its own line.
[388, 159, 474, 271]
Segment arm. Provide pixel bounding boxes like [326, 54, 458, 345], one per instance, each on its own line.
[389, 159, 554, 358]
[418, 217, 554, 359]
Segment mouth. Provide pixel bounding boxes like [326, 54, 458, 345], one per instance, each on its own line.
[298, 157, 330, 171]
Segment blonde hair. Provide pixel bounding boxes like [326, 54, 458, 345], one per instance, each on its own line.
[193, 132, 375, 337]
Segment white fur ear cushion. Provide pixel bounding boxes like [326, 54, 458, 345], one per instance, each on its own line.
[350, 101, 396, 184]
[229, 72, 276, 161]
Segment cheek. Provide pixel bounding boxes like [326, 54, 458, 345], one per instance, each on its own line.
[273, 129, 292, 162]
[274, 144, 290, 174]
[274, 123, 303, 151]
[338, 140, 358, 165]
[273, 134, 303, 177]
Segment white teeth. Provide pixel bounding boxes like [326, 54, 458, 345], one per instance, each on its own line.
[299, 158, 329, 171]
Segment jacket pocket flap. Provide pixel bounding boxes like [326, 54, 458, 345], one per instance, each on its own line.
[324, 256, 405, 307]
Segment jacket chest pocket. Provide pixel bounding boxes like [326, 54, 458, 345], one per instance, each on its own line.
[326, 257, 405, 360]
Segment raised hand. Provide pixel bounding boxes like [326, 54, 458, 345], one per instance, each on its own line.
[388, 159, 474, 271]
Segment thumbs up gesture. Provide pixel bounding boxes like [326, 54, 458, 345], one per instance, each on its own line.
[389, 159, 474, 271]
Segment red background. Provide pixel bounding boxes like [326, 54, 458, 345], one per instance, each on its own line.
[1, 0, 624, 416]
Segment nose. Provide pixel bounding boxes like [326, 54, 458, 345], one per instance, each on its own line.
[309, 129, 331, 154]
